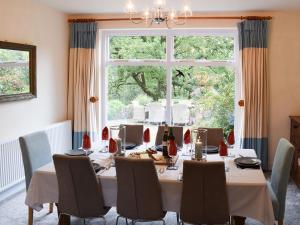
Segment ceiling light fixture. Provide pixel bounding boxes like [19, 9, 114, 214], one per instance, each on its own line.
[125, 0, 192, 27]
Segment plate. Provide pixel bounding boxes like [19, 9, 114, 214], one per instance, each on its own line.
[155, 145, 163, 151]
[65, 150, 93, 156]
[205, 145, 219, 154]
[125, 142, 137, 150]
[234, 157, 261, 166]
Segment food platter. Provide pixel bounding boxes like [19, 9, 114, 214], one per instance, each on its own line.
[128, 149, 179, 165]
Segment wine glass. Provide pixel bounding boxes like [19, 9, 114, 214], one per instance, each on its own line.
[219, 140, 229, 172]
[183, 129, 191, 156]
[143, 128, 150, 150]
[82, 133, 91, 156]
[100, 126, 109, 153]
[168, 139, 178, 169]
[227, 129, 235, 157]
[108, 137, 118, 166]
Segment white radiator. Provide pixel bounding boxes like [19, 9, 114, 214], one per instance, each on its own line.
[0, 120, 72, 193]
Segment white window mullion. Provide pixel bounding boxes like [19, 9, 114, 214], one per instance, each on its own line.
[166, 33, 173, 125]
[101, 33, 109, 128]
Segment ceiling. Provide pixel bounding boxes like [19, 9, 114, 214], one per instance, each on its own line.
[38, 0, 300, 14]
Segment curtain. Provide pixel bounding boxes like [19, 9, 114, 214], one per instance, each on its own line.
[67, 22, 99, 149]
[238, 20, 269, 170]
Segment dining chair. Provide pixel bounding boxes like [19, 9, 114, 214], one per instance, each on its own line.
[53, 154, 110, 225]
[180, 160, 230, 225]
[132, 105, 146, 122]
[199, 127, 224, 146]
[19, 131, 54, 225]
[172, 103, 190, 125]
[155, 125, 183, 147]
[148, 102, 165, 124]
[268, 138, 295, 225]
[119, 124, 144, 145]
[115, 157, 166, 225]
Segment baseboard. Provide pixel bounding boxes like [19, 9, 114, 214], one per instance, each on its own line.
[0, 180, 25, 203]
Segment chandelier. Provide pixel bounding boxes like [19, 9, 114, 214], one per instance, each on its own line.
[125, 0, 192, 27]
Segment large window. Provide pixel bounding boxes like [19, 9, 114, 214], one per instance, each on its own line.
[101, 29, 238, 135]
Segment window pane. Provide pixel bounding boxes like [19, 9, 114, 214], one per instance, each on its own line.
[174, 36, 234, 60]
[172, 66, 234, 133]
[108, 66, 166, 126]
[109, 36, 166, 60]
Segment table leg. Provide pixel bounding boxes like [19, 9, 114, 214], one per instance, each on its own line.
[58, 214, 70, 225]
[231, 216, 246, 225]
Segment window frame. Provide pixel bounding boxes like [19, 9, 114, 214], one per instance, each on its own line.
[100, 28, 239, 128]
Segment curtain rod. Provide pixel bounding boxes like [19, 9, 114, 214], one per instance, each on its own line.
[68, 16, 272, 23]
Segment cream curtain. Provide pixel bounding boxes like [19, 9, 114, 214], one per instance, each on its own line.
[238, 20, 269, 170]
[67, 22, 99, 148]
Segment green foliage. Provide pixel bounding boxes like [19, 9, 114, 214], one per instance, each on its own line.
[133, 94, 153, 106]
[0, 49, 30, 95]
[108, 35, 235, 132]
[174, 36, 234, 60]
[108, 99, 125, 120]
[110, 36, 166, 59]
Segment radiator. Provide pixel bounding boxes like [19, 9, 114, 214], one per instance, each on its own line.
[0, 120, 72, 193]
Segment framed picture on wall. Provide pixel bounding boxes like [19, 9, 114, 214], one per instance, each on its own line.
[0, 41, 36, 103]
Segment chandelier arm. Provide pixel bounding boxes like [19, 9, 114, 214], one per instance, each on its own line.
[171, 16, 188, 26]
[165, 18, 171, 29]
[130, 18, 144, 24]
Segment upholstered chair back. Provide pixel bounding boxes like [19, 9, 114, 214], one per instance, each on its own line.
[53, 155, 108, 218]
[19, 131, 52, 190]
[180, 160, 229, 224]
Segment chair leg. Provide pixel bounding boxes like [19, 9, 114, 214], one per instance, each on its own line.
[58, 213, 71, 225]
[231, 216, 246, 225]
[125, 218, 128, 225]
[176, 213, 180, 225]
[278, 220, 283, 225]
[115, 216, 120, 225]
[49, 203, 54, 213]
[100, 216, 106, 225]
[28, 207, 33, 225]
[83, 218, 86, 225]
[161, 219, 166, 225]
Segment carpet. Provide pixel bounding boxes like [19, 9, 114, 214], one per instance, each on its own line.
[0, 180, 299, 225]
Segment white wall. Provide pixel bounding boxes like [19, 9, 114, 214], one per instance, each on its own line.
[71, 11, 300, 168]
[0, 0, 68, 140]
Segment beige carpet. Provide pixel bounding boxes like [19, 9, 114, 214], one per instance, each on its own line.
[0, 180, 299, 225]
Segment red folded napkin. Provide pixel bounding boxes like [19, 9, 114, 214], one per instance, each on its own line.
[168, 139, 177, 156]
[219, 140, 228, 157]
[184, 129, 191, 144]
[227, 129, 235, 145]
[143, 128, 150, 143]
[109, 138, 117, 153]
[102, 126, 109, 140]
[82, 133, 91, 149]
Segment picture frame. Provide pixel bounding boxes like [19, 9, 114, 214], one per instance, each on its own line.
[0, 41, 36, 103]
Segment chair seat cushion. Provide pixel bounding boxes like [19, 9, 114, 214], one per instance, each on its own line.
[267, 181, 279, 219]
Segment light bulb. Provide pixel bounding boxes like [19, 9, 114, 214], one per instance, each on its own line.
[126, 1, 135, 12]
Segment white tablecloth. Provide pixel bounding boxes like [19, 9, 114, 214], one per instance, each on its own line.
[25, 149, 274, 225]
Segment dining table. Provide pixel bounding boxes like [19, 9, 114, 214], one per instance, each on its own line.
[25, 147, 275, 225]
